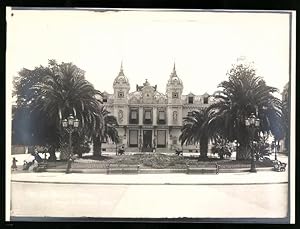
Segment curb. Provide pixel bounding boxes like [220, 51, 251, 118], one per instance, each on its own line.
[11, 179, 288, 186]
[44, 167, 274, 174]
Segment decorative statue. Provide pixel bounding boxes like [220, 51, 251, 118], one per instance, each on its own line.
[173, 111, 178, 121]
[153, 137, 156, 149]
[118, 110, 123, 122]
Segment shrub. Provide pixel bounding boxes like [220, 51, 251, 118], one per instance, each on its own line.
[211, 136, 234, 159]
[254, 135, 272, 161]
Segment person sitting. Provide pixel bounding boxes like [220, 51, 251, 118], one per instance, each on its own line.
[175, 147, 183, 156]
[117, 145, 125, 155]
[23, 152, 36, 170]
[33, 149, 43, 163]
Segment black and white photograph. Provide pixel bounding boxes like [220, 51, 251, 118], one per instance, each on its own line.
[5, 7, 295, 223]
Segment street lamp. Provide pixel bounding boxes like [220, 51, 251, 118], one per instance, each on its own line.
[62, 114, 79, 174]
[272, 140, 278, 161]
[245, 113, 260, 173]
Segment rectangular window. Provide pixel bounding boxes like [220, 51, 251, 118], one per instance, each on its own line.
[129, 109, 138, 124]
[158, 111, 166, 124]
[157, 130, 166, 148]
[129, 130, 138, 147]
[103, 97, 107, 103]
[158, 111, 165, 120]
[188, 97, 194, 104]
[145, 111, 151, 120]
[131, 110, 137, 119]
[144, 109, 152, 124]
[203, 97, 208, 104]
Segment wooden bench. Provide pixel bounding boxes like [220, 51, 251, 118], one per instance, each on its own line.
[273, 160, 287, 172]
[116, 149, 125, 156]
[175, 149, 183, 156]
[186, 163, 220, 174]
[106, 164, 140, 174]
[33, 161, 48, 172]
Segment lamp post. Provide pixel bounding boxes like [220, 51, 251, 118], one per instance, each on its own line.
[245, 113, 260, 173]
[62, 114, 79, 174]
[272, 139, 278, 161]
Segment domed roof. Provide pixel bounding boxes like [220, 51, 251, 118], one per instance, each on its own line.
[167, 63, 183, 87]
[113, 62, 130, 87]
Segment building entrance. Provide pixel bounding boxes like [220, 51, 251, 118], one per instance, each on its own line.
[143, 130, 152, 152]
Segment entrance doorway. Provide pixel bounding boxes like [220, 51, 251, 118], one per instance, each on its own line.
[143, 130, 152, 152]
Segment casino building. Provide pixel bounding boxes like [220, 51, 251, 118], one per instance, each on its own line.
[101, 63, 214, 153]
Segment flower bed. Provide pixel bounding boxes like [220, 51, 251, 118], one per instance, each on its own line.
[46, 153, 273, 170]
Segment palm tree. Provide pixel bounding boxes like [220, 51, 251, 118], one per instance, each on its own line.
[281, 82, 290, 153]
[93, 106, 119, 157]
[29, 61, 104, 160]
[207, 63, 283, 160]
[179, 108, 209, 160]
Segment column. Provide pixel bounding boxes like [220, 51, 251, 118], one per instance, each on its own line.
[139, 107, 143, 125]
[153, 107, 157, 125]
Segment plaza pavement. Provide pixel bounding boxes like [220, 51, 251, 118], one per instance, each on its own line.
[11, 169, 288, 186]
[10, 152, 289, 185]
[9, 153, 289, 220]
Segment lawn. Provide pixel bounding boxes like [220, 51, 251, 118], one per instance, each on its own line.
[47, 153, 274, 170]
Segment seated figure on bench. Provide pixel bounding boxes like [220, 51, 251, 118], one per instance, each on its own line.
[117, 144, 125, 155]
[33, 149, 44, 163]
[273, 160, 287, 172]
[23, 151, 36, 170]
[175, 147, 183, 156]
[23, 148, 47, 172]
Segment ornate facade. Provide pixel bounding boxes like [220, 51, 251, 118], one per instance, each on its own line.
[102, 63, 214, 152]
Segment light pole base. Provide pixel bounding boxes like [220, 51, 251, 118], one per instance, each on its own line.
[250, 168, 257, 173]
[66, 159, 72, 174]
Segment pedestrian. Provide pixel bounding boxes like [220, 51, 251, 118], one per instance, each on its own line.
[11, 157, 18, 171]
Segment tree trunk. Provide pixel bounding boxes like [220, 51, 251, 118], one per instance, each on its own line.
[99, 142, 102, 157]
[198, 136, 208, 160]
[48, 145, 57, 161]
[284, 136, 289, 154]
[60, 146, 69, 161]
[93, 136, 102, 157]
[236, 143, 251, 160]
[77, 151, 83, 158]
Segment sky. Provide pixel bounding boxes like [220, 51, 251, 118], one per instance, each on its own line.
[6, 8, 291, 97]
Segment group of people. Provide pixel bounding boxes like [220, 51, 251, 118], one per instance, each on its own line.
[11, 148, 44, 171]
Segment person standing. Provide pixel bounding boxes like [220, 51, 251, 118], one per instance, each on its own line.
[11, 157, 18, 171]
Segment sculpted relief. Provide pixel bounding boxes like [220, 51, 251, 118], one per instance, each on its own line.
[142, 87, 154, 104]
[118, 110, 124, 123]
[173, 111, 178, 121]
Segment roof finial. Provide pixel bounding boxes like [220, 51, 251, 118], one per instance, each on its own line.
[170, 61, 177, 78]
[118, 60, 124, 76]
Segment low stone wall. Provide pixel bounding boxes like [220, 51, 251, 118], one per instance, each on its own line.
[11, 145, 27, 155]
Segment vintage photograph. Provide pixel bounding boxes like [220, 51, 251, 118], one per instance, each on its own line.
[6, 8, 295, 223]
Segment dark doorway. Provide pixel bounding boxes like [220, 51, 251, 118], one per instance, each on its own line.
[143, 130, 152, 151]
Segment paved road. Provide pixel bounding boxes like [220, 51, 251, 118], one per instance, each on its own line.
[11, 181, 288, 219]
